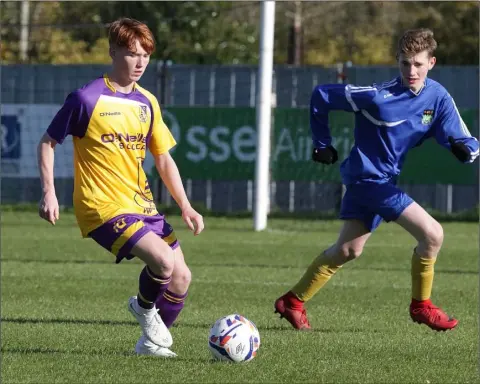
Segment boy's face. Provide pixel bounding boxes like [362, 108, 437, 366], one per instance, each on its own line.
[110, 39, 150, 83]
[398, 50, 436, 92]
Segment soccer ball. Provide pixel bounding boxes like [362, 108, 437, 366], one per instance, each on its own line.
[208, 314, 260, 363]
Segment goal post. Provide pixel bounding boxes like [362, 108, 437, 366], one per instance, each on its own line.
[253, 0, 276, 231]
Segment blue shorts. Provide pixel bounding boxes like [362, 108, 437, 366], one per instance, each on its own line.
[340, 183, 414, 232]
[88, 214, 179, 264]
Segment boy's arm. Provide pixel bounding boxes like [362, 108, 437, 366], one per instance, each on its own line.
[154, 152, 204, 235]
[310, 84, 377, 163]
[433, 94, 479, 163]
[37, 90, 89, 225]
[37, 132, 59, 224]
[149, 99, 204, 235]
[154, 152, 190, 211]
[310, 84, 377, 148]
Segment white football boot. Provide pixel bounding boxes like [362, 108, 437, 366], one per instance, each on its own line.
[135, 335, 177, 358]
[128, 296, 173, 348]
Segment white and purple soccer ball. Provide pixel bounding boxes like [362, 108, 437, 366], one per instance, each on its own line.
[208, 314, 260, 363]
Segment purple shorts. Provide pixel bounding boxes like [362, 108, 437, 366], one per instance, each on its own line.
[88, 214, 179, 263]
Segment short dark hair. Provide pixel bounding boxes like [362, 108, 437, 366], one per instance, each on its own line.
[397, 28, 437, 58]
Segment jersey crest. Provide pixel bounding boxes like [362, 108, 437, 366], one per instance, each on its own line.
[421, 109, 434, 125]
[139, 105, 148, 123]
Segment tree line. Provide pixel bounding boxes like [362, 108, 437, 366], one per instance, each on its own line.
[1, 1, 478, 65]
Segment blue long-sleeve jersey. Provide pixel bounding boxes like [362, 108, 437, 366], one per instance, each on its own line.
[310, 76, 479, 185]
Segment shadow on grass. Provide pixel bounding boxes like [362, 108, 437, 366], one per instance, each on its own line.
[2, 316, 377, 336]
[263, 324, 380, 333]
[1, 346, 134, 357]
[1, 316, 211, 330]
[1, 317, 136, 326]
[0, 346, 210, 362]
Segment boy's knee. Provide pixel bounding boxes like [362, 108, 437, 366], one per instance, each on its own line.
[331, 245, 363, 263]
[179, 267, 192, 286]
[151, 247, 175, 276]
[170, 265, 192, 291]
[344, 246, 363, 261]
[422, 221, 444, 251]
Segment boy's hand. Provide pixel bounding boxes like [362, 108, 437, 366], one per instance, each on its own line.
[39, 191, 59, 225]
[312, 146, 338, 165]
[181, 205, 204, 236]
[448, 136, 470, 163]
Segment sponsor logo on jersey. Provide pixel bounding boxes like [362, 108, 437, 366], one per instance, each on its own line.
[100, 132, 146, 150]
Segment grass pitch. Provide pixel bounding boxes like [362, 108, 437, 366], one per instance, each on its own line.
[1, 212, 478, 383]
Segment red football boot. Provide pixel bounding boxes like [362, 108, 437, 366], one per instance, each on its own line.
[410, 299, 458, 331]
[274, 292, 311, 330]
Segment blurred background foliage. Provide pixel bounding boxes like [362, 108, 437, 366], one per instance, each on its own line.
[1, 1, 478, 65]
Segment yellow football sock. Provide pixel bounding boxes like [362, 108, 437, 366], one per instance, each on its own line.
[411, 252, 436, 301]
[291, 252, 342, 302]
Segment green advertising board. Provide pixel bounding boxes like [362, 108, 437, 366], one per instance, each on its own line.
[162, 107, 478, 185]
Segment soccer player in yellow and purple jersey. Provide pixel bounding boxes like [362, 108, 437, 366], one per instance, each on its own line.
[37, 18, 204, 357]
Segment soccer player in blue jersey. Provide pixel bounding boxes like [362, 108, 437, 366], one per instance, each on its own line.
[37, 18, 204, 357]
[274, 29, 479, 331]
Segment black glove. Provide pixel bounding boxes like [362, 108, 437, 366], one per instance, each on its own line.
[312, 146, 338, 165]
[448, 136, 470, 163]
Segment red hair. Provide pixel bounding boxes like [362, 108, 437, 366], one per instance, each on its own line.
[108, 18, 155, 54]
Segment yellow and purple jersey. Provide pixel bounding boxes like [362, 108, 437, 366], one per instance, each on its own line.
[47, 74, 176, 237]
